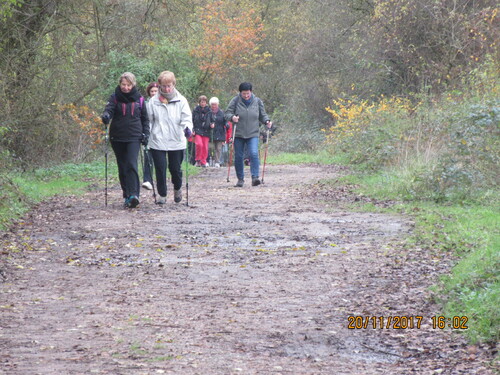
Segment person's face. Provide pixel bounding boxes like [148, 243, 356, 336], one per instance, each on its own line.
[240, 90, 252, 100]
[120, 79, 134, 93]
[159, 80, 175, 93]
[200, 99, 207, 107]
[149, 87, 158, 98]
[211, 103, 218, 112]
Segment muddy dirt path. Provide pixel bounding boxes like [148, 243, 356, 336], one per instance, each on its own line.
[0, 164, 496, 374]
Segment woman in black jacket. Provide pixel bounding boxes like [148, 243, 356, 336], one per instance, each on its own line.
[101, 72, 149, 208]
[208, 97, 228, 168]
[192, 95, 211, 167]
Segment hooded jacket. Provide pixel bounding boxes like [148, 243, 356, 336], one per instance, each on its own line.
[148, 90, 193, 151]
[224, 93, 270, 139]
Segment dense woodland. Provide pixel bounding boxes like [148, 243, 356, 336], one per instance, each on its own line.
[1, 0, 498, 168]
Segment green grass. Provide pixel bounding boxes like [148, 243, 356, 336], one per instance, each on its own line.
[267, 149, 348, 165]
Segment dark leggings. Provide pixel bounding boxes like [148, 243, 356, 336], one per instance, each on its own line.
[150, 149, 184, 197]
[111, 141, 141, 198]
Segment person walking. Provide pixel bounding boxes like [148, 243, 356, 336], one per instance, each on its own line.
[192, 95, 211, 167]
[101, 72, 149, 208]
[148, 71, 193, 204]
[141, 82, 159, 191]
[224, 82, 272, 187]
[208, 97, 228, 168]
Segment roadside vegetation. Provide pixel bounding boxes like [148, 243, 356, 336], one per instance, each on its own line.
[313, 60, 499, 345]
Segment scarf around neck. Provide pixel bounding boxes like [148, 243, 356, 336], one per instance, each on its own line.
[160, 87, 177, 102]
[115, 86, 140, 103]
[241, 93, 254, 107]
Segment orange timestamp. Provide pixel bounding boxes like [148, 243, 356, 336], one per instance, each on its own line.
[347, 315, 469, 330]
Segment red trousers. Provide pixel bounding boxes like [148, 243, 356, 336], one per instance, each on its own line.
[195, 134, 209, 165]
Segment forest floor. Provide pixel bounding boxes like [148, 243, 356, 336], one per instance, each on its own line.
[0, 163, 497, 375]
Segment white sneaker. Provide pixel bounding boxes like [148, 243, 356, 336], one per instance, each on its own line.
[214, 163, 220, 168]
[157, 196, 166, 204]
[142, 181, 153, 190]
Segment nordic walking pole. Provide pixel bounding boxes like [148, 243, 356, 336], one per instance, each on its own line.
[185, 139, 189, 206]
[146, 145, 157, 204]
[226, 122, 237, 182]
[104, 125, 109, 207]
[261, 128, 270, 184]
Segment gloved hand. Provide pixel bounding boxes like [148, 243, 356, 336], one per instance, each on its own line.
[101, 113, 110, 125]
[184, 127, 192, 138]
[141, 134, 149, 146]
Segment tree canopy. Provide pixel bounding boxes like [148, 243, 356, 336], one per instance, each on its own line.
[0, 0, 498, 166]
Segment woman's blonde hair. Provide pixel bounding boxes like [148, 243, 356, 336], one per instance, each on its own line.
[119, 72, 136, 86]
[157, 71, 176, 85]
[209, 97, 219, 105]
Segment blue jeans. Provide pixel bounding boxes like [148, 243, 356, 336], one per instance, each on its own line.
[234, 137, 259, 180]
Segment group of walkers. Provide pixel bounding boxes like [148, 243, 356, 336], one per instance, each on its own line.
[191, 95, 228, 168]
[101, 71, 272, 208]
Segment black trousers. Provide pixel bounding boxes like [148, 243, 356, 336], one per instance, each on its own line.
[111, 141, 141, 199]
[150, 149, 184, 197]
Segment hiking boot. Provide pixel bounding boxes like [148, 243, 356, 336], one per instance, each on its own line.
[252, 177, 261, 186]
[235, 179, 244, 187]
[128, 195, 139, 208]
[157, 196, 166, 205]
[174, 189, 182, 203]
[142, 181, 153, 190]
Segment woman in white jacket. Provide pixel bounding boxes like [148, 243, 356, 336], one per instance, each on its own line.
[148, 71, 193, 204]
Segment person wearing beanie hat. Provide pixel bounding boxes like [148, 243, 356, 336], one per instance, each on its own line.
[224, 82, 273, 187]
